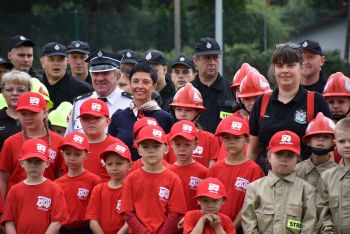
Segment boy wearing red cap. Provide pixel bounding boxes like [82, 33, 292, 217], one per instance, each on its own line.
[55, 131, 101, 233]
[242, 130, 316, 233]
[316, 117, 350, 233]
[168, 120, 208, 211]
[209, 116, 264, 232]
[183, 177, 236, 234]
[78, 98, 123, 180]
[2, 139, 68, 233]
[0, 92, 64, 201]
[120, 125, 187, 233]
[295, 113, 337, 187]
[86, 141, 132, 234]
[130, 117, 170, 171]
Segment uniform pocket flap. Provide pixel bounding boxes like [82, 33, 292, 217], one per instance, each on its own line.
[329, 196, 339, 208]
[286, 204, 303, 217]
[256, 207, 275, 215]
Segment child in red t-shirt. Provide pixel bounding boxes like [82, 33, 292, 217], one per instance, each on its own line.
[79, 98, 124, 180]
[55, 131, 101, 233]
[0, 92, 65, 202]
[209, 116, 264, 233]
[168, 120, 208, 211]
[86, 141, 132, 234]
[120, 125, 187, 234]
[1, 138, 68, 233]
[183, 177, 236, 234]
[168, 83, 220, 168]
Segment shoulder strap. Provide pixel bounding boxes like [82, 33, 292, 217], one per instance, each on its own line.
[306, 91, 315, 122]
[259, 92, 272, 120]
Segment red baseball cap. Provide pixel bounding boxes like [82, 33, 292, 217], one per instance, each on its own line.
[195, 177, 226, 200]
[133, 117, 159, 138]
[268, 130, 300, 155]
[78, 98, 109, 118]
[215, 115, 249, 136]
[16, 92, 47, 112]
[169, 120, 197, 141]
[100, 141, 132, 162]
[136, 125, 166, 144]
[58, 131, 89, 151]
[20, 138, 49, 162]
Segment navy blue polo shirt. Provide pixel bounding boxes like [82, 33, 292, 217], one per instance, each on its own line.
[0, 108, 21, 150]
[191, 74, 234, 133]
[250, 86, 331, 162]
[108, 108, 175, 161]
[302, 72, 328, 94]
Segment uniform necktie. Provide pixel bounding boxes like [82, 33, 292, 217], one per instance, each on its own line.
[98, 97, 108, 102]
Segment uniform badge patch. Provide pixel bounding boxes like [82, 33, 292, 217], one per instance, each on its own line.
[294, 110, 307, 124]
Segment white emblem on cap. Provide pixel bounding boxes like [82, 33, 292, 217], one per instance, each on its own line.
[152, 129, 162, 138]
[302, 41, 308, 48]
[208, 183, 219, 193]
[206, 42, 212, 49]
[75, 42, 80, 48]
[91, 103, 102, 112]
[145, 52, 152, 60]
[54, 44, 60, 51]
[115, 144, 126, 153]
[231, 121, 242, 130]
[73, 135, 84, 144]
[19, 36, 26, 40]
[37, 143, 47, 154]
[179, 57, 185, 61]
[29, 97, 40, 105]
[182, 124, 193, 133]
[280, 135, 292, 144]
[126, 51, 131, 57]
[97, 50, 103, 57]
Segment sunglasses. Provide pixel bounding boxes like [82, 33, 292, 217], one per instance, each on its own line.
[275, 43, 301, 49]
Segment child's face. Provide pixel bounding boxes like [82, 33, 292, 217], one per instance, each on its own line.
[18, 109, 46, 131]
[240, 96, 257, 112]
[62, 146, 88, 171]
[104, 154, 130, 180]
[137, 140, 168, 166]
[326, 97, 350, 117]
[80, 115, 110, 138]
[222, 133, 248, 156]
[268, 150, 298, 176]
[174, 107, 199, 121]
[170, 136, 197, 163]
[50, 125, 66, 136]
[20, 157, 49, 179]
[197, 197, 224, 214]
[335, 130, 350, 160]
[309, 133, 334, 149]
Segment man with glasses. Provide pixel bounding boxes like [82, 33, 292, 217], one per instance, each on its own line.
[191, 37, 235, 133]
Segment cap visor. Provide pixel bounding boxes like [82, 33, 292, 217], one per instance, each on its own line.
[58, 142, 88, 151]
[302, 48, 321, 55]
[67, 49, 89, 54]
[169, 133, 196, 141]
[121, 59, 138, 65]
[171, 62, 192, 69]
[100, 151, 131, 161]
[78, 112, 106, 118]
[215, 130, 247, 137]
[195, 193, 225, 200]
[137, 137, 165, 145]
[89, 65, 117, 73]
[195, 50, 222, 56]
[21, 153, 48, 162]
[270, 146, 300, 155]
[16, 106, 43, 113]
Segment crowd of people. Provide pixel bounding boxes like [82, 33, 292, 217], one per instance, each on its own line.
[0, 34, 349, 234]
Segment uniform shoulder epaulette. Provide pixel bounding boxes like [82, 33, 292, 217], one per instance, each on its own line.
[73, 92, 93, 102]
[121, 91, 133, 99]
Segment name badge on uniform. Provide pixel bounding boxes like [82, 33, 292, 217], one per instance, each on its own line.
[220, 111, 232, 119]
[287, 218, 301, 230]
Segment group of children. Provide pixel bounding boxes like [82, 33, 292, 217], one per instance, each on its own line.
[0, 66, 349, 234]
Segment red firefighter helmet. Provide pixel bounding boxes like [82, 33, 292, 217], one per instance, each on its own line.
[238, 71, 272, 98]
[230, 63, 257, 91]
[302, 112, 335, 141]
[323, 72, 350, 97]
[170, 83, 206, 112]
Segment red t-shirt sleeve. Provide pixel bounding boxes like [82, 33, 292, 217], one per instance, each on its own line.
[120, 174, 135, 214]
[0, 140, 14, 172]
[183, 210, 198, 234]
[220, 213, 236, 234]
[1, 187, 16, 223]
[207, 133, 220, 161]
[167, 175, 187, 214]
[50, 184, 68, 222]
[85, 184, 100, 220]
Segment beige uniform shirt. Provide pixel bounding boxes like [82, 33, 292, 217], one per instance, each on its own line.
[316, 161, 350, 234]
[295, 158, 337, 187]
[242, 171, 316, 234]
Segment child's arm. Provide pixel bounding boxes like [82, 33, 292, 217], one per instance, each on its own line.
[241, 185, 259, 233]
[90, 220, 104, 234]
[45, 221, 61, 234]
[233, 209, 242, 230]
[123, 212, 152, 234]
[117, 222, 129, 234]
[157, 211, 181, 234]
[0, 171, 10, 202]
[5, 221, 16, 234]
[188, 214, 206, 234]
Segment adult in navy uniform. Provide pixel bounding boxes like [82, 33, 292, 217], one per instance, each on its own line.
[247, 43, 331, 174]
[300, 39, 327, 93]
[191, 37, 235, 133]
[40, 42, 92, 109]
[66, 49, 132, 134]
[67, 40, 92, 85]
[108, 62, 174, 161]
[142, 49, 175, 112]
[7, 35, 42, 80]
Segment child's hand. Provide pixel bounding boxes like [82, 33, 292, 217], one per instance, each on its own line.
[207, 214, 221, 229]
[177, 217, 184, 229]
